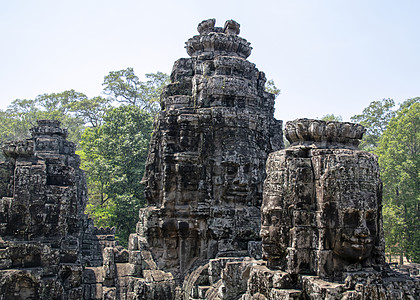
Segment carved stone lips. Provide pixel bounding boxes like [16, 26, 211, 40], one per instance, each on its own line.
[226, 187, 248, 195]
[345, 237, 373, 248]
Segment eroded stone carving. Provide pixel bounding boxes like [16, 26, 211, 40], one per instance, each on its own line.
[1, 19, 418, 300]
[0, 121, 126, 299]
[130, 18, 283, 284]
[261, 119, 384, 279]
[238, 119, 419, 299]
[187, 19, 252, 58]
[0, 120, 89, 299]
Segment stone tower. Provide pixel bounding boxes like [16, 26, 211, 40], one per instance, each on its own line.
[261, 119, 385, 280]
[133, 18, 283, 279]
[1, 21, 419, 300]
[0, 120, 88, 299]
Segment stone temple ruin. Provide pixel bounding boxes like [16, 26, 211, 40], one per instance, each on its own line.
[0, 19, 419, 299]
[136, 17, 283, 280]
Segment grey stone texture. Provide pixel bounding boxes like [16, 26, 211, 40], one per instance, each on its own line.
[131, 17, 283, 282]
[0, 121, 128, 299]
[1, 19, 419, 300]
[226, 119, 419, 299]
[0, 120, 89, 299]
[262, 118, 385, 279]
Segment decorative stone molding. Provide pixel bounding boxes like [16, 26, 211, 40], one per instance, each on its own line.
[285, 118, 365, 149]
[186, 18, 252, 58]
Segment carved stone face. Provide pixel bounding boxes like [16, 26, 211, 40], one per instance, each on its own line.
[261, 123, 383, 277]
[215, 154, 263, 206]
[223, 161, 250, 195]
[260, 207, 288, 258]
[309, 150, 380, 265]
[332, 203, 378, 262]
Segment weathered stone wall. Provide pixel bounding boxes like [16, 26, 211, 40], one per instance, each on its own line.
[1, 20, 418, 300]
[261, 119, 385, 279]
[209, 119, 419, 300]
[0, 161, 13, 199]
[82, 222, 117, 268]
[132, 18, 283, 281]
[0, 121, 123, 299]
[0, 120, 89, 299]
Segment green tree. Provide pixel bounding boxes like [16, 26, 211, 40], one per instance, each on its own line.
[265, 79, 281, 96]
[351, 98, 396, 151]
[0, 69, 167, 146]
[80, 105, 154, 245]
[321, 114, 343, 122]
[103, 68, 169, 114]
[1, 91, 87, 145]
[382, 203, 406, 263]
[67, 96, 110, 127]
[376, 98, 419, 262]
[1, 99, 40, 141]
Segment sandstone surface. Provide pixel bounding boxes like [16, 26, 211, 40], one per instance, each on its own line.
[0, 20, 418, 300]
[131, 18, 283, 283]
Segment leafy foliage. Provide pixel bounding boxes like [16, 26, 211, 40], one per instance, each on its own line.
[103, 68, 169, 114]
[67, 96, 110, 127]
[351, 98, 396, 151]
[80, 106, 154, 246]
[376, 98, 420, 262]
[320, 114, 343, 122]
[382, 202, 406, 262]
[265, 79, 281, 96]
[0, 91, 87, 145]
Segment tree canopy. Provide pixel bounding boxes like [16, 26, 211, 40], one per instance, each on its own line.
[350, 98, 396, 151]
[320, 114, 343, 122]
[0, 91, 87, 146]
[103, 68, 169, 114]
[351, 97, 419, 263]
[376, 98, 419, 262]
[80, 105, 154, 244]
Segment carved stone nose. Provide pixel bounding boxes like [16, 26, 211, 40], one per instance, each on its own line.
[237, 179, 247, 187]
[233, 170, 247, 186]
[354, 223, 370, 238]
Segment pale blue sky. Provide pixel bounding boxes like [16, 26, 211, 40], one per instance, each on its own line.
[1, 0, 419, 122]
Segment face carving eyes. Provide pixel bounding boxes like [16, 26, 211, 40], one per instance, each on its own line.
[365, 210, 377, 233]
[217, 157, 263, 207]
[343, 210, 359, 228]
[222, 160, 260, 188]
[226, 164, 238, 176]
[340, 208, 377, 229]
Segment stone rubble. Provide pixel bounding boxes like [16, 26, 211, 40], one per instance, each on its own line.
[0, 19, 419, 300]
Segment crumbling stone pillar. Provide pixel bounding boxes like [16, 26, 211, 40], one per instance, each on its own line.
[131, 18, 283, 280]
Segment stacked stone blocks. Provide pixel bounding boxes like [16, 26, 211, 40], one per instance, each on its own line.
[0, 19, 418, 300]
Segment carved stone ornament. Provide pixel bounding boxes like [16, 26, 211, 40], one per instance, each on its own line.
[0, 21, 418, 300]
